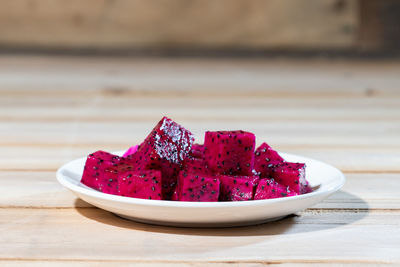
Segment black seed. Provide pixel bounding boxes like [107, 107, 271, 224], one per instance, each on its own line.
[261, 185, 265, 190]
[188, 188, 193, 192]
[109, 179, 113, 182]
[233, 179, 237, 184]
[245, 182, 249, 187]
[281, 193, 287, 197]
[201, 177, 205, 182]
[211, 191, 216, 194]
[238, 140, 242, 145]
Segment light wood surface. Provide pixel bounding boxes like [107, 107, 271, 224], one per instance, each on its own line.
[0, 55, 399, 265]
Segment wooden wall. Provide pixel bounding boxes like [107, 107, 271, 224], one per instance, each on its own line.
[0, 0, 359, 52]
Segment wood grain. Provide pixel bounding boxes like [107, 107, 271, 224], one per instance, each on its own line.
[0, 55, 399, 264]
[0, 208, 399, 263]
[0, 0, 357, 50]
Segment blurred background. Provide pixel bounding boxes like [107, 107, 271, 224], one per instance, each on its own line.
[0, 0, 399, 173]
[0, 0, 399, 56]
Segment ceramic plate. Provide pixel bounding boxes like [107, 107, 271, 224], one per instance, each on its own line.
[57, 151, 345, 227]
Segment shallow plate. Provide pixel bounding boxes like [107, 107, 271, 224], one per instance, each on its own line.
[57, 151, 345, 227]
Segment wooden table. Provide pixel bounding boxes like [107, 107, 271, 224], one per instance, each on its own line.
[1, 55, 399, 266]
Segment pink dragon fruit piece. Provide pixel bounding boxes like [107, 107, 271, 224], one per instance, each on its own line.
[81, 150, 134, 195]
[204, 130, 256, 176]
[254, 178, 297, 200]
[183, 157, 210, 175]
[133, 117, 195, 199]
[122, 145, 139, 158]
[100, 162, 134, 195]
[118, 169, 162, 200]
[190, 144, 205, 159]
[254, 142, 285, 177]
[81, 150, 122, 190]
[174, 171, 220, 202]
[273, 162, 309, 194]
[218, 175, 260, 201]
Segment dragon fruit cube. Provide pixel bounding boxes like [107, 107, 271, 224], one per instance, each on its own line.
[118, 170, 162, 200]
[174, 171, 220, 202]
[81, 150, 125, 193]
[204, 130, 255, 176]
[190, 144, 205, 159]
[218, 175, 259, 201]
[273, 162, 309, 194]
[183, 157, 210, 175]
[254, 178, 297, 200]
[134, 117, 195, 198]
[254, 142, 285, 177]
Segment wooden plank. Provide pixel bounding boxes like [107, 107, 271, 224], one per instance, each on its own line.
[0, 171, 398, 210]
[0, 261, 397, 267]
[0, 56, 400, 94]
[1, 120, 400, 147]
[0, 0, 357, 50]
[0, 208, 399, 263]
[1, 104, 400, 122]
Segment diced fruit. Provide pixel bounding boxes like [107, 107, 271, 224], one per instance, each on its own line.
[81, 150, 127, 193]
[218, 175, 260, 201]
[191, 144, 204, 159]
[254, 178, 297, 200]
[80, 116, 311, 201]
[118, 170, 162, 200]
[273, 162, 308, 194]
[183, 157, 210, 175]
[204, 130, 255, 176]
[173, 171, 220, 202]
[254, 142, 285, 177]
[133, 117, 194, 198]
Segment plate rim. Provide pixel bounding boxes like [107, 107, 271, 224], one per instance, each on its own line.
[56, 151, 346, 208]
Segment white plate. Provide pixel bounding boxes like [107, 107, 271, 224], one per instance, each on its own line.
[57, 151, 345, 227]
